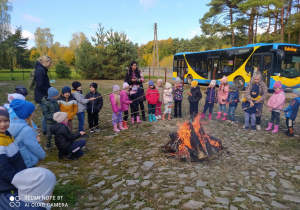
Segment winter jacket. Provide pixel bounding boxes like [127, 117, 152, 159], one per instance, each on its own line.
[227, 90, 240, 107]
[34, 61, 51, 104]
[245, 80, 268, 103]
[146, 87, 160, 105]
[120, 90, 131, 112]
[125, 70, 146, 102]
[267, 90, 286, 111]
[8, 119, 45, 168]
[50, 123, 81, 155]
[41, 96, 60, 124]
[163, 88, 173, 104]
[156, 86, 164, 102]
[129, 90, 141, 107]
[57, 95, 78, 120]
[284, 97, 300, 121]
[110, 94, 122, 113]
[173, 84, 184, 101]
[85, 91, 103, 114]
[71, 90, 89, 113]
[0, 131, 26, 193]
[217, 83, 229, 105]
[204, 87, 217, 103]
[188, 86, 202, 104]
[242, 95, 263, 114]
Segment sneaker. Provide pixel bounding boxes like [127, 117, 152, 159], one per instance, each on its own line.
[256, 125, 261, 131]
[251, 126, 256, 131]
[90, 129, 95, 133]
[65, 153, 77, 160]
[244, 126, 249, 130]
[58, 152, 64, 160]
[94, 128, 100, 132]
[231, 121, 235, 124]
[226, 120, 231, 122]
[45, 144, 55, 150]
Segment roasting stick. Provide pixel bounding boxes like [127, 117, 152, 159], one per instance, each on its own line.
[92, 87, 147, 99]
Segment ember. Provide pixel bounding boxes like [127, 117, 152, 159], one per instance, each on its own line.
[165, 115, 223, 162]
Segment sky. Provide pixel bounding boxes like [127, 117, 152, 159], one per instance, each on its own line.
[9, 0, 211, 49]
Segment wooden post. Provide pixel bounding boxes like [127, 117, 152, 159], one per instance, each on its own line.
[149, 67, 151, 80]
[165, 68, 167, 83]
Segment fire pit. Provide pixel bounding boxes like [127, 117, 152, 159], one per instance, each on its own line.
[165, 115, 223, 162]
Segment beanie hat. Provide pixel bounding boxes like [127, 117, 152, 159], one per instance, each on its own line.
[53, 112, 68, 123]
[123, 82, 129, 89]
[7, 93, 25, 103]
[48, 87, 59, 99]
[210, 80, 216, 86]
[220, 76, 228, 83]
[112, 85, 120, 92]
[72, 81, 81, 90]
[250, 84, 259, 98]
[165, 82, 172, 89]
[11, 167, 56, 203]
[90, 82, 98, 89]
[148, 80, 154, 86]
[229, 83, 237, 90]
[62, 86, 71, 95]
[10, 99, 35, 120]
[0, 106, 9, 119]
[15, 85, 28, 96]
[293, 88, 300, 97]
[191, 80, 198, 87]
[273, 81, 282, 89]
[132, 85, 138, 91]
[175, 77, 181, 83]
[157, 79, 163, 84]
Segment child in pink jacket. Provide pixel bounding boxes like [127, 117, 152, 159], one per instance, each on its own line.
[120, 82, 132, 129]
[216, 76, 229, 121]
[110, 85, 125, 132]
[265, 81, 286, 133]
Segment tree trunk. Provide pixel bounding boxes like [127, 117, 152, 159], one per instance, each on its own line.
[280, 6, 285, 43]
[248, 10, 255, 44]
[255, 14, 258, 43]
[274, 12, 278, 35]
[230, 7, 235, 47]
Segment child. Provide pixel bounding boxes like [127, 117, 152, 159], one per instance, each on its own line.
[57, 86, 78, 132]
[120, 82, 132, 129]
[265, 81, 286, 133]
[110, 85, 125, 132]
[41, 87, 60, 149]
[283, 88, 300, 137]
[187, 80, 202, 121]
[4, 93, 25, 121]
[85, 83, 103, 133]
[216, 76, 229, 121]
[242, 85, 262, 131]
[155, 79, 164, 120]
[227, 83, 239, 124]
[146, 80, 160, 122]
[0, 106, 26, 195]
[15, 85, 28, 97]
[162, 82, 174, 121]
[201, 80, 217, 120]
[71, 81, 95, 133]
[173, 77, 183, 118]
[8, 99, 45, 168]
[129, 85, 141, 124]
[51, 112, 86, 160]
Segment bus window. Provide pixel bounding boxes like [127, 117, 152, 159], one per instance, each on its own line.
[208, 59, 212, 79]
[234, 54, 249, 71]
[220, 59, 234, 75]
[281, 55, 300, 78]
[186, 58, 196, 71]
[196, 60, 207, 78]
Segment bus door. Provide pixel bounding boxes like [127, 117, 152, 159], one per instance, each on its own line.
[252, 54, 272, 87]
[177, 59, 186, 81]
[207, 57, 219, 80]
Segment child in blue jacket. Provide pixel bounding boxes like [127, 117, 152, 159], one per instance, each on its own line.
[283, 88, 300, 137]
[227, 83, 239, 124]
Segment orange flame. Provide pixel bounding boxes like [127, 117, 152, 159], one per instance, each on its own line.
[192, 115, 208, 155]
[177, 121, 192, 152]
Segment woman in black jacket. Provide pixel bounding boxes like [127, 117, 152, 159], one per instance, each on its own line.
[124, 61, 146, 121]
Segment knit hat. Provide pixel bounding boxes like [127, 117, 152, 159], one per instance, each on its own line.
[250, 84, 259, 98]
[48, 87, 59, 99]
[148, 80, 154, 86]
[165, 82, 172, 89]
[10, 99, 35, 120]
[0, 106, 9, 119]
[157, 79, 163, 84]
[273, 81, 282, 89]
[220, 76, 228, 83]
[72, 81, 81, 90]
[175, 77, 181, 83]
[112, 85, 120, 92]
[90, 82, 98, 89]
[15, 85, 28, 96]
[132, 85, 138, 91]
[293, 88, 300, 97]
[123, 82, 129, 89]
[191, 80, 198, 87]
[62, 86, 71, 94]
[210, 80, 216, 86]
[229, 83, 237, 90]
[7, 93, 25, 103]
[53, 112, 68, 123]
[11, 167, 56, 203]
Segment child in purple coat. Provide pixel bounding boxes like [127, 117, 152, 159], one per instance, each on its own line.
[110, 85, 125, 132]
[173, 77, 183, 118]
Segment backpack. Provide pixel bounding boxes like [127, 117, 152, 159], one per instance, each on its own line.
[29, 69, 36, 90]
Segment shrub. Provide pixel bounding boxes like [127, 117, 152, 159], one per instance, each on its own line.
[55, 60, 71, 79]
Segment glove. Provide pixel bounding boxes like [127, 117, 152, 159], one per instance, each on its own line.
[235, 100, 238, 103]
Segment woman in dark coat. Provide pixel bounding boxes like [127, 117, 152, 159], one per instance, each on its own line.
[124, 61, 146, 121]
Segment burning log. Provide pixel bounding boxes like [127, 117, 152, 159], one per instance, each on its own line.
[165, 115, 223, 162]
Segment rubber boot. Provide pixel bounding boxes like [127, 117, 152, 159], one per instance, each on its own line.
[208, 113, 212, 120]
[131, 117, 134, 124]
[136, 116, 141, 123]
[200, 113, 205, 119]
[123, 121, 129, 129]
[168, 113, 171, 120]
[149, 114, 152, 122]
[118, 122, 125, 130]
[221, 113, 227, 121]
[215, 112, 222, 119]
[286, 127, 294, 137]
[162, 113, 166, 121]
[152, 114, 157, 122]
[113, 124, 120, 132]
[271, 124, 279, 133]
[265, 122, 273, 131]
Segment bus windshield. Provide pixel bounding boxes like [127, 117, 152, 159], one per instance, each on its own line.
[280, 54, 300, 78]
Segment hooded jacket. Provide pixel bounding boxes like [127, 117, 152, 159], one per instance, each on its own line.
[242, 95, 262, 114]
[173, 84, 183, 101]
[85, 91, 103, 114]
[267, 90, 286, 111]
[71, 90, 89, 113]
[124, 70, 146, 102]
[284, 97, 300, 121]
[110, 94, 122, 113]
[129, 89, 141, 107]
[217, 83, 229, 105]
[57, 95, 78, 120]
[204, 87, 217, 103]
[146, 87, 160, 105]
[34, 61, 51, 104]
[120, 90, 131, 112]
[41, 96, 60, 124]
[227, 90, 240, 107]
[188, 86, 202, 104]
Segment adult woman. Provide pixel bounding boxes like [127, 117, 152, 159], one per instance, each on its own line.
[124, 61, 146, 121]
[245, 71, 268, 130]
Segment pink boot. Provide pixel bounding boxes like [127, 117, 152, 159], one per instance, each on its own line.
[118, 122, 125, 130]
[200, 113, 205, 119]
[131, 117, 135, 124]
[271, 124, 279, 133]
[221, 113, 227, 121]
[113, 124, 120, 132]
[136, 116, 141, 123]
[215, 112, 222, 119]
[208, 113, 212, 120]
[265, 122, 273, 131]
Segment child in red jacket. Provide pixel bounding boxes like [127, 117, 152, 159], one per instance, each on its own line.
[145, 80, 160, 122]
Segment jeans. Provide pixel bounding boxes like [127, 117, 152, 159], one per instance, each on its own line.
[245, 113, 256, 127]
[148, 104, 156, 115]
[77, 112, 85, 132]
[218, 104, 226, 113]
[39, 103, 47, 132]
[270, 111, 280, 125]
[203, 101, 214, 114]
[174, 100, 182, 117]
[68, 140, 86, 157]
[46, 124, 54, 147]
[227, 107, 236, 121]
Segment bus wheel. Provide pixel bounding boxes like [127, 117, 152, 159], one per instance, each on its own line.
[187, 74, 193, 84]
[234, 77, 245, 90]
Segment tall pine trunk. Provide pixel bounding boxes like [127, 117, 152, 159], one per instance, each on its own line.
[280, 6, 285, 43]
[230, 7, 235, 46]
[255, 14, 258, 43]
[266, 6, 270, 42]
[248, 9, 255, 44]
